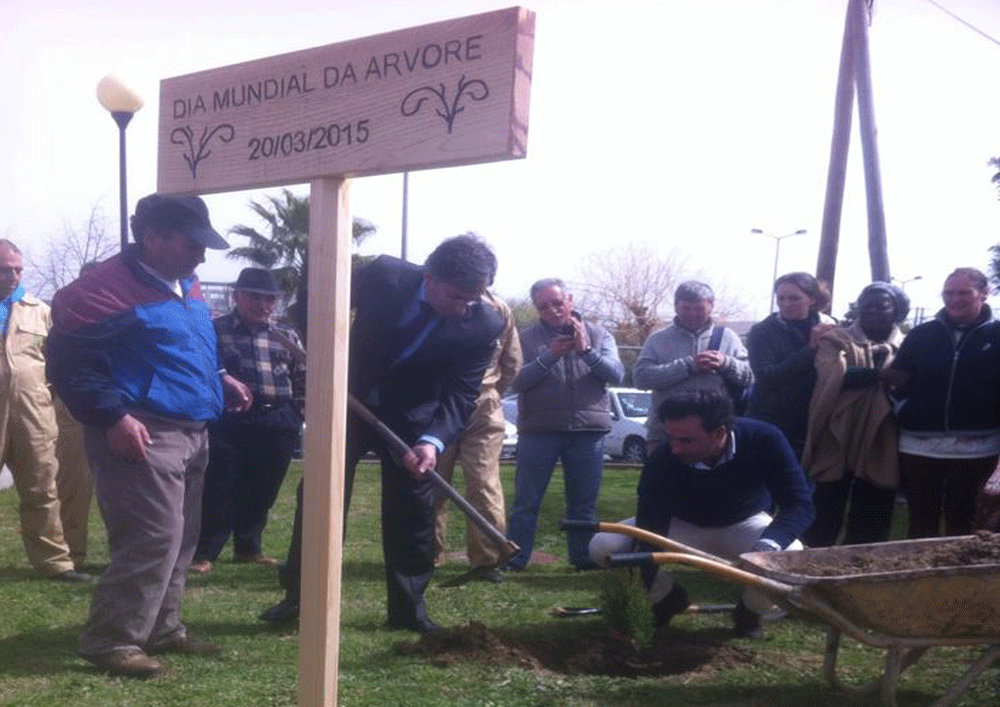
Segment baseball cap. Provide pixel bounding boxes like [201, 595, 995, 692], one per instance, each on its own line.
[131, 194, 229, 249]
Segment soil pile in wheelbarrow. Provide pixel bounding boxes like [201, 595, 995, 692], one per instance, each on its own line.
[394, 621, 757, 677]
[798, 530, 1000, 577]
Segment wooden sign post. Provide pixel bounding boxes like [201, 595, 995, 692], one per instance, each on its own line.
[157, 8, 533, 706]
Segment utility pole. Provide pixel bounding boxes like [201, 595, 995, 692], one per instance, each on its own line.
[817, 0, 890, 304]
[816, 0, 856, 303]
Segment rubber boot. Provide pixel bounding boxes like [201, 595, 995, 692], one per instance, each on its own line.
[733, 599, 764, 639]
[651, 584, 690, 628]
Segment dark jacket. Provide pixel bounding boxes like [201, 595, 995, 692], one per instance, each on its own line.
[890, 305, 1000, 433]
[636, 417, 815, 549]
[349, 255, 504, 449]
[745, 312, 822, 454]
[47, 246, 223, 428]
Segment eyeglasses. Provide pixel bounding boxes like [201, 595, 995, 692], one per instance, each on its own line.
[535, 299, 566, 311]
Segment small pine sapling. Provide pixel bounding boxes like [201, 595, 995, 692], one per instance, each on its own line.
[599, 568, 654, 648]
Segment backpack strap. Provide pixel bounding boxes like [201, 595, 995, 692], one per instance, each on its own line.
[707, 325, 724, 351]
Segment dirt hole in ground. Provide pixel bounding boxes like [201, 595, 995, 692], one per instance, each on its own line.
[394, 622, 756, 677]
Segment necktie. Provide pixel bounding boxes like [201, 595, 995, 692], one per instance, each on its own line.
[389, 301, 435, 365]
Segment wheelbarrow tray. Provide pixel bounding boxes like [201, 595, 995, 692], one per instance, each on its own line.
[739, 536, 1000, 640]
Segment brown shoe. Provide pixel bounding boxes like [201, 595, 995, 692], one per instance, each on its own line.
[188, 560, 213, 574]
[234, 552, 278, 567]
[147, 636, 222, 657]
[85, 648, 163, 678]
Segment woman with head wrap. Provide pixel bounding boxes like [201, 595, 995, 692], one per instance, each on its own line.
[801, 282, 909, 547]
[745, 272, 836, 458]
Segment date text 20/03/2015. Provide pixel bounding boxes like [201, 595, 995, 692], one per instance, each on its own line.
[247, 119, 371, 160]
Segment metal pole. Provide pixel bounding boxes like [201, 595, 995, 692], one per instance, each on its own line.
[112, 111, 134, 251]
[770, 237, 781, 314]
[401, 171, 409, 261]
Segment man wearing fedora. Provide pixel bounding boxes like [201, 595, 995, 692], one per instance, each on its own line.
[48, 194, 252, 677]
[190, 268, 305, 574]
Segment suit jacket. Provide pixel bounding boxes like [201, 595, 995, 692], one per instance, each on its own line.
[350, 255, 504, 450]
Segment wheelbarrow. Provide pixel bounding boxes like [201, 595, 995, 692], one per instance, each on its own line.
[562, 520, 1000, 707]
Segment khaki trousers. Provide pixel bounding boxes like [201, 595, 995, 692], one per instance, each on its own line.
[433, 398, 507, 569]
[5, 403, 73, 577]
[55, 397, 92, 563]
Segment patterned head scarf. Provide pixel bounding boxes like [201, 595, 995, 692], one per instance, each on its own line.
[858, 281, 910, 324]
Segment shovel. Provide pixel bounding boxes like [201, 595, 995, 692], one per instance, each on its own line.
[270, 328, 520, 570]
[346, 393, 521, 569]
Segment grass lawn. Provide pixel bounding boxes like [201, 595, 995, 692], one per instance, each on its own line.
[1, 461, 998, 706]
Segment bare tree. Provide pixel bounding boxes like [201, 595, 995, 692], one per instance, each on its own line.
[570, 243, 693, 348]
[505, 296, 537, 330]
[25, 203, 116, 298]
[570, 242, 753, 347]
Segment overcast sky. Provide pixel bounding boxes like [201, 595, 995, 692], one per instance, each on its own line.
[2, 0, 999, 320]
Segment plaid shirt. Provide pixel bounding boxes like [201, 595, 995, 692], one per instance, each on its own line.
[215, 311, 306, 408]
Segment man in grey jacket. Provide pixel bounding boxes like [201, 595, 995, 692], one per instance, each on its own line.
[505, 278, 624, 570]
[634, 281, 752, 448]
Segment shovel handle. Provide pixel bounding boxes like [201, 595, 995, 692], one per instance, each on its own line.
[348, 393, 519, 564]
[561, 520, 734, 566]
[560, 519, 600, 533]
[427, 469, 520, 563]
[607, 552, 656, 567]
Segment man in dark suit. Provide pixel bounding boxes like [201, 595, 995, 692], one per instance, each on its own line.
[261, 234, 504, 632]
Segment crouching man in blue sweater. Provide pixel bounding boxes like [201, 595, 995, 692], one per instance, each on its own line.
[589, 390, 814, 638]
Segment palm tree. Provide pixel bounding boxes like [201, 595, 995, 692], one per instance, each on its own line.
[227, 189, 377, 296]
[991, 157, 1000, 288]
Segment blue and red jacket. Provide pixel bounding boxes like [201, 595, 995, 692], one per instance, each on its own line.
[46, 245, 223, 428]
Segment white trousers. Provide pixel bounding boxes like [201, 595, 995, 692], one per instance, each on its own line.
[588, 515, 803, 614]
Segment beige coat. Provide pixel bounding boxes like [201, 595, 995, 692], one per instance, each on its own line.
[801, 323, 902, 490]
[1, 294, 58, 453]
[434, 292, 522, 567]
[1, 293, 72, 575]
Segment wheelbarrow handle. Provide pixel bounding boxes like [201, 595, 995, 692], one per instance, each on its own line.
[645, 552, 794, 599]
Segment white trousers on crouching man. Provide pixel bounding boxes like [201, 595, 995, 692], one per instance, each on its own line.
[588, 514, 803, 615]
[78, 412, 208, 657]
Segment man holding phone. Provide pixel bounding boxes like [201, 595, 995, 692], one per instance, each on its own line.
[505, 278, 624, 571]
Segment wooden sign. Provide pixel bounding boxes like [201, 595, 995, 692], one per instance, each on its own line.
[157, 6, 534, 194]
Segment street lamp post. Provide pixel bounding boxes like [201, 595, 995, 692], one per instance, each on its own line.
[751, 228, 808, 313]
[96, 75, 144, 251]
[893, 274, 923, 292]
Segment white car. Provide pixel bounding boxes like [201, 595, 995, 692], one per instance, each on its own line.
[603, 387, 651, 463]
[501, 419, 518, 460]
[500, 387, 652, 464]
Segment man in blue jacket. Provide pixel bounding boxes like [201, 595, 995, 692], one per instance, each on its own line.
[589, 390, 814, 638]
[47, 194, 251, 678]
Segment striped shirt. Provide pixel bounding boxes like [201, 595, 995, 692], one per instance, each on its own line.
[214, 311, 306, 407]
